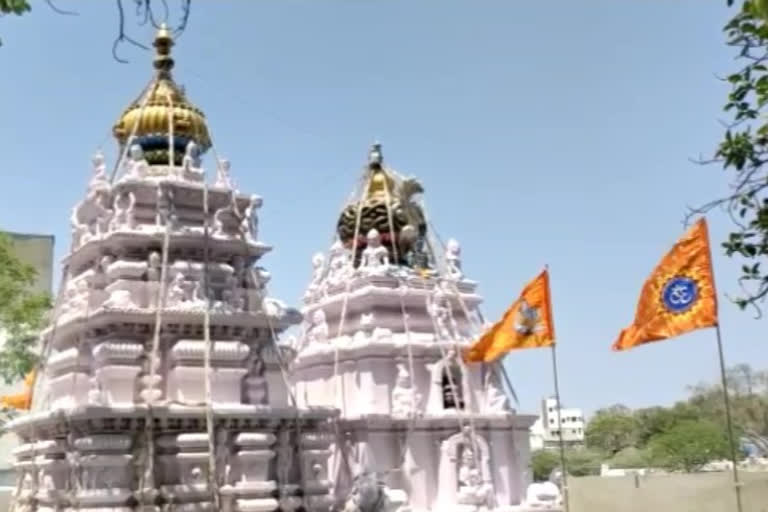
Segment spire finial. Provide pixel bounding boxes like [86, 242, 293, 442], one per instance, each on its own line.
[153, 23, 175, 74]
[368, 141, 383, 167]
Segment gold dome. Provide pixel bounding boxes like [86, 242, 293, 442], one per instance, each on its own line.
[337, 144, 429, 268]
[112, 25, 211, 165]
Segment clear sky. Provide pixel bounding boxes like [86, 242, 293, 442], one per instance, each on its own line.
[0, 1, 763, 416]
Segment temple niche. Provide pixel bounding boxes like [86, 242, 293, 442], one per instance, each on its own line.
[291, 144, 539, 511]
[5, 26, 336, 512]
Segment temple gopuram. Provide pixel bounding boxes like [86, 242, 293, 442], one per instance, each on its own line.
[3, 26, 560, 512]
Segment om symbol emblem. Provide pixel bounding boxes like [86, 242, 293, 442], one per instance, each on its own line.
[662, 276, 698, 313]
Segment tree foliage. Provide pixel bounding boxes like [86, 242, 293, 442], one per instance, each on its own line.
[530, 448, 602, 481]
[582, 364, 766, 471]
[585, 406, 638, 455]
[693, 0, 768, 313]
[648, 420, 732, 472]
[0, 233, 51, 384]
[530, 450, 560, 481]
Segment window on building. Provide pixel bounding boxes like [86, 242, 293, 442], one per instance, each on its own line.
[442, 366, 464, 410]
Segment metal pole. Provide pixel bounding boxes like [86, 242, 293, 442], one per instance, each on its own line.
[550, 345, 570, 512]
[715, 323, 744, 512]
[497, 360, 520, 407]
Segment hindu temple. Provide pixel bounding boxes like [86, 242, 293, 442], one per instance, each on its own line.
[3, 24, 562, 512]
[4, 25, 337, 512]
[290, 144, 542, 511]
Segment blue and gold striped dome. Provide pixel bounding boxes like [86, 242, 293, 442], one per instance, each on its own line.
[112, 25, 211, 165]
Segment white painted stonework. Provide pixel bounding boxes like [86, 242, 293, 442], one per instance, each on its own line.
[290, 146, 548, 512]
[5, 29, 336, 512]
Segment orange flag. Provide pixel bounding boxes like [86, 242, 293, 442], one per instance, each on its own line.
[613, 218, 718, 351]
[463, 269, 555, 363]
[0, 370, 36, 411]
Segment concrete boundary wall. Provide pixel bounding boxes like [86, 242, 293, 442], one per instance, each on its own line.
[569, 471, 768, 512]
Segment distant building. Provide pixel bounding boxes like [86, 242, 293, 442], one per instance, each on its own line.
[530, 397, 585, 450]
[0, 231, 54, 485]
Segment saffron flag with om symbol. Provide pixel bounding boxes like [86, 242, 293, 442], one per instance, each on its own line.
[463, 269, 555, 363]
[613, 218, 718, 351]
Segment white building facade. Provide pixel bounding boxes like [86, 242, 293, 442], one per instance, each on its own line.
[529, 397, 584, 451]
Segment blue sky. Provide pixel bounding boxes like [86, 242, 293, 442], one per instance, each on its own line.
[0, 1, 763, 416]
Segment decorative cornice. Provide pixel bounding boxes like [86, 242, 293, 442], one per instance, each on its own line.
[170, 340, 250, 363]
[93, 342, 143, 364]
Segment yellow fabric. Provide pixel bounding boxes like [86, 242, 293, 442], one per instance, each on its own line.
[0, 370, 35, 411]
[463, 269, 555, 362]
[613, 218, 718, 351]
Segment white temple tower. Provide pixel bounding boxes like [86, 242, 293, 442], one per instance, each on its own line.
[6, 26, 336, 512]
[291, 145, 538, 511]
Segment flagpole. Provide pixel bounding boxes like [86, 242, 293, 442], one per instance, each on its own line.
[715, 323, 744, 512]
[497, 360, 520, 407]
[550, 344, 570, 512]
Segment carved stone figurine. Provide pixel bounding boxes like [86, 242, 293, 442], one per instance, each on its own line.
[304, 252, 326, 301]
[456, 448, 493, 507]
[391, 363, 420, 418]
[307, 309, 329, 345]
[326, 241, 352, 288]
[110, 191, 137, 231]
[342, 472, 392, 512]
[69, 204, 90, 249]
[167, 272, 190, 307]
[484, 365, 510, 414]
[182, 140, 203, 180]
[215, 158, 235, 190]
[428, 290, 453, 341]
[360, 229, 389, 275]
[240, 194, 260, 242]
[89, 151, 109, 191]
[147, 251, 162, 281]
[156, 184, 179, 230]
[445, 238, 464, 281]
[125, 144, 149, 179]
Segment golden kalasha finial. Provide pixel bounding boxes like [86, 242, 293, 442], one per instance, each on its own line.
[153, 23, 175, 74]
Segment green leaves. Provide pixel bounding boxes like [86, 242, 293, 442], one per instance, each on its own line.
[0, 0, 31, 15]
[696, 1, 768, 311]
[648, 420, 732, 472]
[0, 233, 50, 384]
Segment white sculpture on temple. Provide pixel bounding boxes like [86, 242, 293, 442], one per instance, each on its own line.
[484, 366, 510, 414]
[125, 144, 149, 179]
[69, 204, 90, 249]
[392, 362, 420, 418]
[89, 151, 109, 191]
[307, 309, 329, 345]
[445, 238, 464, 281]
[360, 229, 389, 275]
[182, 140, 202, 178]
[156, 185, 176, 228]
[147, 251, 162, 281]
[167, 272, 204, 309]
[63, 279, 90, 319]
[103, 288, 135, 310]
[110, 191, 137, 231]
[428, 289, 453, 341]
[70, 185, 114, 248]
[304, 252, 327, 301]
[87, 376, 104, 406]
[326, 240, 353, 288]
[241, 194, 260, 242]
[215, 158, 235, 190]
